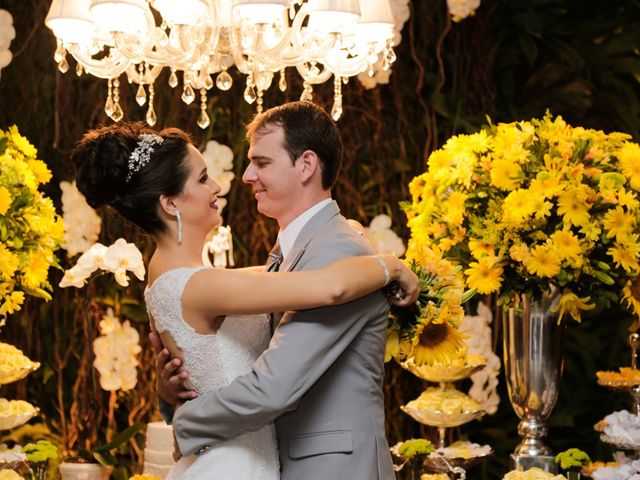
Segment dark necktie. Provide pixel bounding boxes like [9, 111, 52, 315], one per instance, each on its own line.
[266, 241, 283, 335]
[266, 241, 283, 273]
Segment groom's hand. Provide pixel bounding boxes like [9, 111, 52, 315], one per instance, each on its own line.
[149, 331, 198, 406]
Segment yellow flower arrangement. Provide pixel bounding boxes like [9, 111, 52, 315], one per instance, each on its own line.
[129, 475, 161, 480]
[0, 126, 64, 322]
[503, 467, 567, 480]
[386, 248, 475, 366]
[403, 113, 640, 323]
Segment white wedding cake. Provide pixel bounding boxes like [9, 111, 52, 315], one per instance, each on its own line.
[143, 421, 175, 478]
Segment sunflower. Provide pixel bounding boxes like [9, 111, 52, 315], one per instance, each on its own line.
[411, 321, 467, 366]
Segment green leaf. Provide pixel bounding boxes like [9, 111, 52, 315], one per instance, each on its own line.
[92, 423, 145, 454]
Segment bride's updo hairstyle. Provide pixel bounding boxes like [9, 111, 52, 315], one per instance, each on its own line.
[73, 122, 191, 235]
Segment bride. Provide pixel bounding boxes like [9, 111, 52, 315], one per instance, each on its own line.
[72, 123, 419, 479]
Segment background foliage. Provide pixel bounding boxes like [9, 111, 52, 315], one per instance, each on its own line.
[0, 0, 639, 478]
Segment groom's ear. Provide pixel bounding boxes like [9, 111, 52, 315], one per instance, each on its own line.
[158, 195, 178, 216]
[299, 150, 320, 184]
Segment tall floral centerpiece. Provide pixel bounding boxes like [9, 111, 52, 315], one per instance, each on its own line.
[0, 125, 64, 323]
[403, 113, 640, 469]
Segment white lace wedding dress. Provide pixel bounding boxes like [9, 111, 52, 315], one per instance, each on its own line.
[145, 266, 280, 480]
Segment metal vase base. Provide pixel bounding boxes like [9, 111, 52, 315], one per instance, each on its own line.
[511, 454, 558, 473]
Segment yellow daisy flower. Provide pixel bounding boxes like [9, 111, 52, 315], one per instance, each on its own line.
[549, 230, 582, 260]
[557, 188, 591, 227]
[465, 256, 503, 294]
[623, 278, 640, 317]
[525, 245, 561, 278]
[411, 321, 467, 366]
[0, 244, 19, 280]
[26, 159, 52, 185]
[0, 186, 11, 215]
[0, 291, 25, 317]
[608, 241, 640, 274]
[603, 206, 635, 241]
[529, 170, 565, 198]
[618, 188, 640, 210]
[490, 158, 522, 191]
[510, 244, 529, 263]
[8, 125, 37, 158]
[468, 238, 494, 259]
[618, 142, 640, 190]
[502, 189, 536, 226]
[552, 290, 595, 322]
[443, 191, 467, 226]
[22, 253, 52, 290]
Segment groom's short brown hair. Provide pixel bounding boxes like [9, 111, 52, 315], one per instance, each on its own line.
[246, 101, 343, 190]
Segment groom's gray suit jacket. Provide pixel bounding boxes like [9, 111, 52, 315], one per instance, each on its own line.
[170, 201, 395, 479]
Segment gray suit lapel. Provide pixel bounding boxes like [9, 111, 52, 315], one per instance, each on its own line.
[280, 201, 341, 272]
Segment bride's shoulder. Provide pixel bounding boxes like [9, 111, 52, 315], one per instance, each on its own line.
[147, 265, 211, 292]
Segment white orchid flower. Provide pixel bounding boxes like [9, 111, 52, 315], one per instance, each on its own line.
[202, 140, 235, 198]
[103, 238, 145, 287]
[75, 242, 108, 273]
[58, 265, 90, 288]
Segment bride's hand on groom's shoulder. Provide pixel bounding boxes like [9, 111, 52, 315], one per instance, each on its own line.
[149, 331, 198, 406]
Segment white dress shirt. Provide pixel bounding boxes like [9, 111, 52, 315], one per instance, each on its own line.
[278, 198, 333, 260]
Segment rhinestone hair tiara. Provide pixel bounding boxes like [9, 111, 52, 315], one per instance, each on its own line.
[126, 133, 164, 182]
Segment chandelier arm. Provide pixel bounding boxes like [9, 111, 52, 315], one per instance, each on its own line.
[67, 45, 131, 79]
[295, 64, 333, 84]
[321, 53, 368, 78]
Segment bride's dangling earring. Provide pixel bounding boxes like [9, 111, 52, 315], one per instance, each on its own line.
[175, 210, 183, 244]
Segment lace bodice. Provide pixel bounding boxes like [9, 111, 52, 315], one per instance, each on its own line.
[144, 266, 272, 394]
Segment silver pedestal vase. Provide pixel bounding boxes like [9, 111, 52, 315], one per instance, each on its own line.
[502, 292, 566, 472]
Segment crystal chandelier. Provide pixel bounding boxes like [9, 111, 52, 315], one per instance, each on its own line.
[45, 0, 397, 129]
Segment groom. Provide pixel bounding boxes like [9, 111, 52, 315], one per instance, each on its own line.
[153, 101, 396, 479]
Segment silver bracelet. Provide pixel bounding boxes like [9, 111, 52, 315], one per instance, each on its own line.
[374, 256, 391, 287]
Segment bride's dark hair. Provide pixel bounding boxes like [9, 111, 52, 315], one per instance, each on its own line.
[73, 122, 191, 234]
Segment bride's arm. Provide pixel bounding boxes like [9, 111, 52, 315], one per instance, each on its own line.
[183, 254, 418, 319]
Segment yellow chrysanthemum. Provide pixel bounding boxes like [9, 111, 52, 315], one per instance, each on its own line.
[557, 188, 591, 227]
[603, 206, 635, 241]
[468, 238, 494, 259]
[618, 142, 640, 191]
[443, 191, 467, 226]
[412, 321, 467, 366]
[0, 244, 19, 280]
[22, 253, 52, 290]
[465, 256, 503, 294]
[510, 244, 529, 263]
[618, 188, 640, 210]
[502, 189, 536, 226]
[552, 290, 595, 322]
[549, 230, 582, 260]
[26, 159, 52, 185]
[0, 291, 25, 317]
[529, 171, 565, 198]
[8, 125, 37, 158]
[623, 278, 640, 317]
[608, 241, 640, 274]
[490, 158, 522, 191]
[525, 245, 561, 278]
[0, 186, 11, 215]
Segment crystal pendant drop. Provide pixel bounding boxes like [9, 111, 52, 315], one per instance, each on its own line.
[58, 57, 69, 74]
[104, 96, 114, 117]
[111, 102, 124, 122]
[278, 70, 287, 92]
[243, 84, 257, 104]
[135, 84, 147, 106]
[146, 104, 157, 126]
[386, 47, 397, 64]
[216, 71, 232, 91]
[168, 70, 179, 88]
[54, 39, 65, 62]
[300, 83, 313, 102]
[75, 63, 83, 76]
[204, 74, 214, 90]
[331, 101, 342, 121]
[181, 84, 195, 104]
[197, 109, 210, 129]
